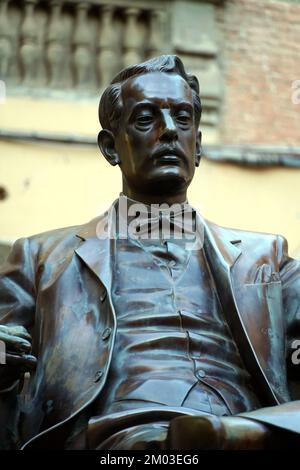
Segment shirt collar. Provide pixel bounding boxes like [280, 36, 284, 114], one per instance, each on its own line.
[117, 193, 198, 242]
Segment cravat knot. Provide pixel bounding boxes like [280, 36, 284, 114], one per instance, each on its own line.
[135, 206, 196, 240]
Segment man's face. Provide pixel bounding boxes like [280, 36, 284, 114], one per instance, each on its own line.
[114, 72, 201, 197]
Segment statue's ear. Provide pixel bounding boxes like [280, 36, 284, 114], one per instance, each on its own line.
[98, 130, 120, 166]
[195, 130, 202, 167]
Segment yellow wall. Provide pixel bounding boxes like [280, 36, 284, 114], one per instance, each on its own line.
[1, 97, 300, 257]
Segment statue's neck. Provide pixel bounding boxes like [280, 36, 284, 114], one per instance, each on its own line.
[122, 185, 188, 206]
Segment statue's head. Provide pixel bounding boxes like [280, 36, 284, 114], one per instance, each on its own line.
[98, 55, 202, 204]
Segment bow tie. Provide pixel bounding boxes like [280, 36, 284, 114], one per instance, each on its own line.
[132, 208, 197, 240]
[117, 194, 200, 244]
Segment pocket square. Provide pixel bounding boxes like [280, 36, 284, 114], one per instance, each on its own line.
[253, 264, 281, 283]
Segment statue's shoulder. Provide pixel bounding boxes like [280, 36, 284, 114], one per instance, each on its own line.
[203, 217, 281, 248]
[203, 218, 287, 265]
[26, 214, 105, 257]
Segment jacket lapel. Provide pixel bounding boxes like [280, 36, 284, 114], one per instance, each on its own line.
[74, 201, 118, 294]
[201, 216, 284, 405]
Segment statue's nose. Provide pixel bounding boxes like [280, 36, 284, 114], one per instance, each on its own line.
[159, 111, 178, 142]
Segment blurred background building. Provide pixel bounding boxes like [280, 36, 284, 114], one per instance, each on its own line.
[0, 0, 300, 263]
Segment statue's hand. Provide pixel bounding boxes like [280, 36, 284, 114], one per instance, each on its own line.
[166, 415, 271, 450]
[0, 325, 37, 389]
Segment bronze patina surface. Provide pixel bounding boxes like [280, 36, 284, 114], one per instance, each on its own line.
[0, 55, 300, 450]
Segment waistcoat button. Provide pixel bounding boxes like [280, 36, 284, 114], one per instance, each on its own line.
[94, 370, 103, 382]
[102, 327, 112, 340]
[197, 369, 206, 379]
[42, 399, 54, 414]
[100, 290, 107, 302]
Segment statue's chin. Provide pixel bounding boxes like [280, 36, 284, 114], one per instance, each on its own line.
[143, 173, 190, 197]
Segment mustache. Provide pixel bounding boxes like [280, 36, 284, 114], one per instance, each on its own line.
[152, 146, 187, 161]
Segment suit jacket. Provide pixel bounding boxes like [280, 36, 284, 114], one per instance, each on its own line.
[0, 200, 300, 449]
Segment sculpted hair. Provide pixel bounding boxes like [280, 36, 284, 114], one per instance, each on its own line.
[99, 55, 202, 135]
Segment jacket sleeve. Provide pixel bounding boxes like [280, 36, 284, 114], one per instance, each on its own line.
[278, 235, 300, 400]
[0, 237, 36, 329]
[0, 237, 37, 448]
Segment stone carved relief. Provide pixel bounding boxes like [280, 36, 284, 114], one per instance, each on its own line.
[171, 1, 224, 143]
[0, 0, 13, 79]
[20, 0, 39, 86]
[46, 1, 68, 88]
[0, 0, 225, 143]
[97, 5, 118, 87]
[0, 0, 165, 92]
[73, 2, 93, 88]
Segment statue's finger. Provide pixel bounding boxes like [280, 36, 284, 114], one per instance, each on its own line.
[0, 325, 31, 340]
[5, 353, 37, 370]
[0, 332, 31, 353]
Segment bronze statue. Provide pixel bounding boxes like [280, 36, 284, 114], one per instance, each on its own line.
[0, 55, 300, 450]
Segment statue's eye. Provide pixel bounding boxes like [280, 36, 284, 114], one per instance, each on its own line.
[176, 114, 191, 125]
[136, 115, 153, 125]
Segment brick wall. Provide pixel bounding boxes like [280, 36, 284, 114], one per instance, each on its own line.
[216, 0, 300, 144]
